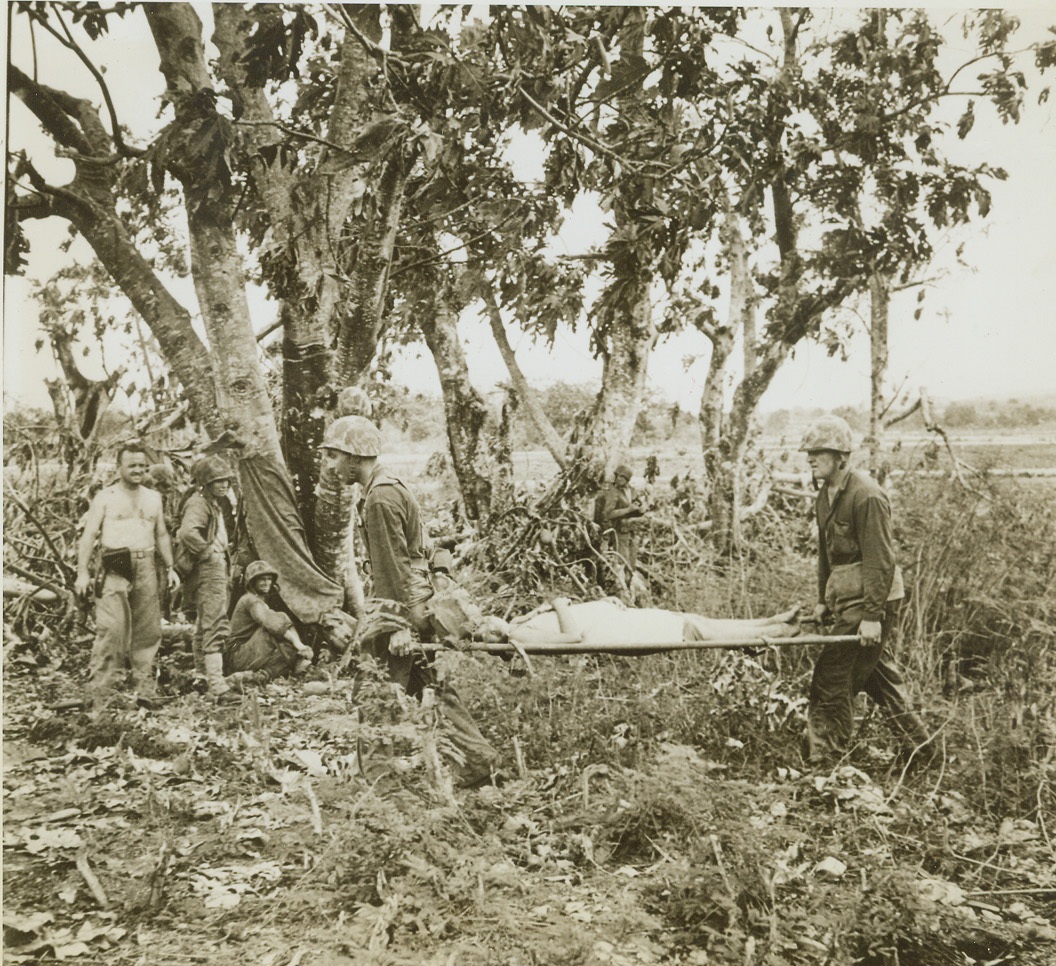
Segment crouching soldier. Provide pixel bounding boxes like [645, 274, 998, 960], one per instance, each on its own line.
[320, 414, 500, 787]
[225, 561, 314, 689]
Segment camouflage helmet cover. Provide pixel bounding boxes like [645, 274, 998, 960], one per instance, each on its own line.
[799, 414, 855, 453]
[321, 415, 381, 457]
[336, 386, 374, 418]
[146, 463, 176, 490]
[192, 454, 234, 486]
[245, 560, 278, 587]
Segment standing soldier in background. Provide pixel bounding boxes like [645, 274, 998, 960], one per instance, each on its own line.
[800, 414, 931, 767]
[320, 415, 499, 787]
[146, 462, 179, 619]
[75, 441, 180, 709]
[595, 463, 645, 575]
[334, 385, 373, 618]
[176, 456, 239, 705]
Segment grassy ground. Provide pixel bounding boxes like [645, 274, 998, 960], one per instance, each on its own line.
[5, 635, 1055, 964]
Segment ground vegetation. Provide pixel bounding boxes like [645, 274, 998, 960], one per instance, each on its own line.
[4, 420, 1055, 963]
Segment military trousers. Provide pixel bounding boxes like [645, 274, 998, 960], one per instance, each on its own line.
[806, 599, 930, 763]
[87, 550, 161, 700]
[362, 571, 499, 784]
[224, 627, 299, 682]
[187, 553, 230, 674]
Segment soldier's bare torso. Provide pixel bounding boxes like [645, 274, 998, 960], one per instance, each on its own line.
[98, 485, 162, 551]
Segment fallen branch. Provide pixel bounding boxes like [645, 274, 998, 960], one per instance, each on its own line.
[4, 485, 76, 579]
[965, 887, 1056, 897]
[4, 573, 62, 603]
[884, 388, 984, 494]
[4, 561, 68, 599]
[304, 779, 323, 835]
[76, 849, 110, 909]
[739, 479, 773, 520]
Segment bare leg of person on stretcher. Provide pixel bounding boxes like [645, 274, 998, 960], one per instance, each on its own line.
[471, 598, 801, 647]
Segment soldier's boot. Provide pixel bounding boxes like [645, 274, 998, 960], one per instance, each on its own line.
[293, 646, 314, 675]
[188, 638, 207, 693]
[226, 669, 270, 692]
[204, 653, 240, 705]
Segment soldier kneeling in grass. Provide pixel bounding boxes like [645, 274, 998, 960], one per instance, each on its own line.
[224, 560, 314, 690]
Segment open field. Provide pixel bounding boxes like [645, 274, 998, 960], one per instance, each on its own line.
[381, 430, 1056, 488]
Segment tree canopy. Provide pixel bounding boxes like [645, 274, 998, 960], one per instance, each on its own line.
[7, 3, 1054, 552]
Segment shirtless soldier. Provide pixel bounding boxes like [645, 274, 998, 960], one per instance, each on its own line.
[75, 442, 180, 708]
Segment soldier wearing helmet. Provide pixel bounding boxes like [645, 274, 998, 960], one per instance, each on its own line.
[320, 415, 499, 786]
[799, 414, 931, 766]
[320, 416, 428, 655]
[594, 462, 645, 581]
[176, 455, 239, 704]
[223, 560, 314, 689]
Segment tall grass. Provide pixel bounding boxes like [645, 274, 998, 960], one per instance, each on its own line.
[894, 475, 1056, 816]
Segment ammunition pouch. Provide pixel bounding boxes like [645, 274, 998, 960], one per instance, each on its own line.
[96, 548, 134, 598]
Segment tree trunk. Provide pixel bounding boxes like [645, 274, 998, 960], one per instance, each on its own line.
[482, 284, 568, 469]
[699, 320, 735, 543]
[8, 64, 218, 430]
[721, 340, 790, 549]
[336, 152, 412, 386]
[868, 271, 889, 477]
[212, 4, 382, 539]
[728, 211, 757, 380]
[562, 10, 656, 497]
[565, 275, 656, 496]
[147, 3, 282, 461]
[420, 295, 504, 522]
[184, 217, 283, 458]
[702, 201, 755, 551]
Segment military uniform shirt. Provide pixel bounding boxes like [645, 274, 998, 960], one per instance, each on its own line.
[357, 463, 428, 605]
[816, 469, 902, 623]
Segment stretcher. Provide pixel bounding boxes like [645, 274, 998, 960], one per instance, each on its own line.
[460, 633, 860, 657]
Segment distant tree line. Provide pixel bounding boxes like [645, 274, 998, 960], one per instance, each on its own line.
[763, 400, 1056, 436]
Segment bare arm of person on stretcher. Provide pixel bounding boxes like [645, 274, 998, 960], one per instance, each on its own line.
[471, 598, 584, 645]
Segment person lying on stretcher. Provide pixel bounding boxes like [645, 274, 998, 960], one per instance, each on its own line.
[424, 586, 801, 648]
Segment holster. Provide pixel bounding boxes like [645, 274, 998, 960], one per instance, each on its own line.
[97, 548, 134, 597]
[824, 561, 864, 614]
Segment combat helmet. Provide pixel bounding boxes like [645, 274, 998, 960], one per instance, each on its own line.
[320, 415, 381, 457]
[799, 415, 855, 453]
[244, 560, 279, 590]
[146, 463, 176, 491]
[192, 454, 235, 486]
[336, 386, 374, 418]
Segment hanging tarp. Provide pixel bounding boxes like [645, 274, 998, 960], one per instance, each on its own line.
[238, 452, 343, 624]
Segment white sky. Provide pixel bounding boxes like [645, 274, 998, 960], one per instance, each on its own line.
[4, 4, 1056, 418]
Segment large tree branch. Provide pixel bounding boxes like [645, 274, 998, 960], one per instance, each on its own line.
[7, 134, 218, 428]
[9, 65, 97, 159]
[24, 6, 144, 157]
[481, 283, 568, 470]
